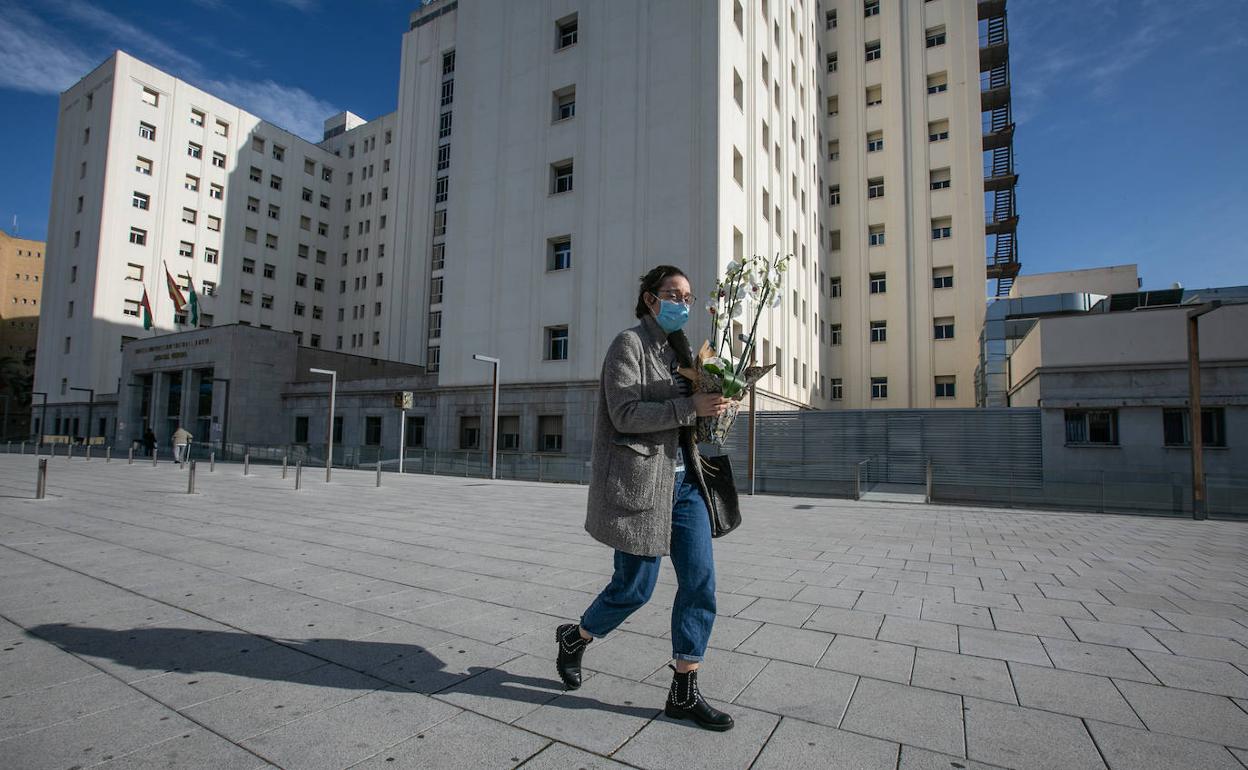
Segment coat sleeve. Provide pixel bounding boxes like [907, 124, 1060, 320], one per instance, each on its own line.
[603, 332, 697, 434]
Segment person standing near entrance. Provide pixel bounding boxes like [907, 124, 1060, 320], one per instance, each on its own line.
[142, 428, 156, 457]
[171, 425, 192, 464]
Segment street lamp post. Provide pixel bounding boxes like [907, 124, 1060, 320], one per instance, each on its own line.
[472, 354, 500, 480]
[32, 391, 47, 446]
[1186, 301, 1222, 521]
[310, 368, 337, 482]
[69, 387, 95, 445]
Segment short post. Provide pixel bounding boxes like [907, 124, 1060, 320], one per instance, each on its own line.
[282, 454, 288, 479]
[376, 460, 382, 487]
[67, 443, 74, 461]
[243, 452, 250, 476]
[925, 460, 933, 504]
[209, 452, 215, 472]
[128, 446, 134, 464]
[152, 448, 158, 467]
[105, 446, 111, 462]
[855, 463, 862, 500]
[20, 441, 26, 454]
[187, 460, 196, 494]
[295, 461, 302, 490]
[36, 458, 48, 499]
[86, 444, 92, 461]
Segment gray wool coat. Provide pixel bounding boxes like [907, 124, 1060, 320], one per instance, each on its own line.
[584, 314, 713, 557]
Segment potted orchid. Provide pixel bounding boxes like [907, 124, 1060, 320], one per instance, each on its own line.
[685, 253, 790, 444]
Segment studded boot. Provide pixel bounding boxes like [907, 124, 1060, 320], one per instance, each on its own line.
[555, 623, 591, 690]
[664, 665, 734, 731]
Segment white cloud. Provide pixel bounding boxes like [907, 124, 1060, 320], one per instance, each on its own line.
[200, 78, 338, 142]
[0, 5, 97, 94]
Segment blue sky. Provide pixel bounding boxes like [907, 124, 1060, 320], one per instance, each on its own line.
[1, 0, 1245, 291]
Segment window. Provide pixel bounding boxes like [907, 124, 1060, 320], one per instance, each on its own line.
[871, 377, 888, 399]
[293, 301, 305, 317]
[240, 290, 253, 305]
[126, 262, 144, 281]
[865, 85, 882, 107]
[123, 299, 141, 317]
[932, 217, 953, 240]
[188, 142, 202, 159]
[215, 120, 229, 137]
[242, 258, 255, 274]
[869, 273, 886, 294]
[546, 326, 570, 360]
[209, 183, 223, 200]
[864, 0, 880, 17]
[549, 237, 572, 271]
[249, 166, 262, 183]
[267, 204, 280, 221]
[929, 120, 949, 142]
[202, 280, 215, 295]
[294, 416, 309, 444]
[831, 323, 842, 345]
[867, 177, 884, 199]
[869, 224, 885, 246]
[129, 227, 147, 246]
[733, 70, 744, 109]
[295, 272, 308, 288]
[270, 175, 282, 191]
[930, 168, 951, 190]
[322, 167, 333, 182]
[439, 111, 453, 138]
[364, 416, 382, 446]
[263, 263, 275, 279]
[926, 72, 948, 94]
[132, 191, 150, 210]
[313, 277, 324, 292]
[734, 0, 744, 33]
[246, 197, 260, 213]
[826, 9, 837, 29]
[422, 345, 440, 372]
[831, 378, 843, 400]
[457, 415, 481, 449]
[207, 215, 221, 232]
[135, 157, 153, 175]
[435, 176, 449, 203]
[1065, 410, 1118, 445]
[865, 41, 881, 61]
[926, 26, 947, 48]
[440, 79, 455, 107]
[431, 243, 446, 270]
[830, 277, 842, 297]
[867, 131, 883, 152]
[1163, 408, 1226, 447]
[178, 241, 194, 258]
[272, 144, 285, 162]
[870, 320, 887, 343]
[733, 148, 743, 186]
[827, 52, 838, 73]
[551, 160, 574, 194]
[138, 121, 156, 140]
[204, 248, 219, 264]
[437, 145, 451, 171]
[252, 136, 265, 153]
[933, 267, 954, 289]
[828, 184, 840, 206]
[828, 140, 840, 161]
[261, 294, 273, 310]
[433, 209, 447, 237]
[539, 415, 564, 453]
[430, 276, 443, 304]
[934, 317, 955, 340]
[265, 234, 278, 250]
[212, 152, 226, 168]
[318, 221, 328, 237]
[557, 14, 578, 49]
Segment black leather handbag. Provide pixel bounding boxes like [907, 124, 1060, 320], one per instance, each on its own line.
[699, 454, 742, 538]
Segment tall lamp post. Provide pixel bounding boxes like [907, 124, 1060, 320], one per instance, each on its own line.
[310, 368, 337, 481]
[69, 387, 95, 445]
[1186, 300, 1221, 521]
[472, 354, 500, 480]
[32, 391, 47, 445]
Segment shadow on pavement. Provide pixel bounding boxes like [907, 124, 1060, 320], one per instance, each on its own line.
[27, 623, 660, 719]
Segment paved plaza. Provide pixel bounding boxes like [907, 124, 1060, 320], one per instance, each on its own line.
[0, 453, 1246, 769]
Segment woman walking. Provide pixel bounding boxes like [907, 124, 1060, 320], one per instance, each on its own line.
[556, 265, 735, 731]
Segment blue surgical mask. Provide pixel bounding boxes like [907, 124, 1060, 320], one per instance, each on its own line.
[655, 299, 689, 333]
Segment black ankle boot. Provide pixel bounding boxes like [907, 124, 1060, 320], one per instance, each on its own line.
[664, 665, 734, 731]
[555, 623, 590, 690]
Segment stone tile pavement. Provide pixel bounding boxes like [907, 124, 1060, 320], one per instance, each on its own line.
[0, 453, 1246, 769]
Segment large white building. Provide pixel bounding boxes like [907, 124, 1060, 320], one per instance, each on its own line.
[35, 0, 1015, 444]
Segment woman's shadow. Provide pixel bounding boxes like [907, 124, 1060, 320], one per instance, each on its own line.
[27, 623, 659, 718]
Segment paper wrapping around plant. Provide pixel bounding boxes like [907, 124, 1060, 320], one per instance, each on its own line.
[686, 360, 776, 445]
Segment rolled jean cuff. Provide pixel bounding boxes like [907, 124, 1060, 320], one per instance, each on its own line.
[672, 652, 704, 662]
[577, 619, 606, 639]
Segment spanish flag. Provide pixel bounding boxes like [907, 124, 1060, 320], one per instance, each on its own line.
[164, 263, 187, 314]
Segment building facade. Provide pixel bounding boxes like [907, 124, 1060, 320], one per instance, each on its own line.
[35, 0, 1010, 448]
[0, 230, 45, 438]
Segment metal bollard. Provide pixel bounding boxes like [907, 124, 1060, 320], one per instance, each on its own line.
[67, 443, 74, 461]
[210, 452, 215, 472]
[282, 454, 288, 479]
[86, 444, 92, 462]
[128, 447, 134, 464]
[295, 461, 302, 490]
[152, 448, 158, 467]
[243, 453, 250, 476]
[36, 458, 48, 499]
[187, 460, 196, 494]
[106, 446, 111, 462]
[20, 441, 26, 455]
[376, 460, 382, 487]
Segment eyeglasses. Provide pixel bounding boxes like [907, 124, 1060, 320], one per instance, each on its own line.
[653, 290, 697, 307]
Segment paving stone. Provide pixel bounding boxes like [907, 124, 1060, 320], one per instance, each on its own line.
[791, 585, 862, 608]
[1066, 619, 1170, 652]
[706, 615, 765, 651]
[1147, 629, 1248, 666]
[959, 627, 1051, 666]
[732, 659, 857, 727]
[963, 697, 1105, 770]
[1085, 719, 1243, 770]
[955, 589, 1023, 612]
[1008, 662, 1142, 727]
[1086, 603, 1178, 630]
[736, 597, 820, 627]
[90, 728, 273, 770]
[801, 606, 885, 638]
[735, 623, 834, 667]
[990, 607, 1077, 639]
[878, 616, 959, 653]
[0, 673, 144, 741]
[1042, 638, 1159, 682]
[642, 647, 768, 703]
[1133, 649, 1248, 698]
[921, 600, 993, 629]
[518, 742, 632, 768]
[911, 649, 1016, 703]
[854, 593, 923, 618]
[1115, 679, 1248, 748]
[752, 717, 900, 769]
[432, 652, 576, 724]
[513, 672, 666, 755]
[349, 710, 549, 769]
[1157, 612, 1248, 641]
[734, 579, 804, 600]
[1017, 596, 1094, 619]
[817, 635, 916, 683]
[613, 699, 779, 769]
[130, 643, 326, 709]
[898, 745, 1009, 770]
[840, 678, 964, 756]
[365, 633, 522, 693]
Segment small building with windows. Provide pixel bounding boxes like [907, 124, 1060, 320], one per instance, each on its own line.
[1006, 289, 1248, 482]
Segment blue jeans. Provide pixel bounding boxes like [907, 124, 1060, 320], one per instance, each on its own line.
[580, 471, 717, 662]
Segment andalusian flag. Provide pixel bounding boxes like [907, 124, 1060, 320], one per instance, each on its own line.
[164, 263, 187, 315]
[186, 278, 200, 327]
[140, 287, 154, 330]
